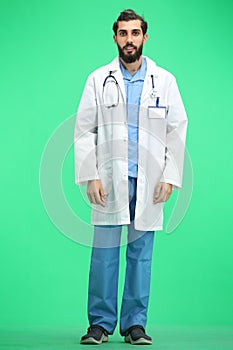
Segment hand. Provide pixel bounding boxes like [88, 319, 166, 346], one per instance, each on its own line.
[87, 179, 105, 207]
[153, 182, 172, 204]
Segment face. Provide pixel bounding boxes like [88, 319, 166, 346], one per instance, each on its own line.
[113, 20, 148, 64]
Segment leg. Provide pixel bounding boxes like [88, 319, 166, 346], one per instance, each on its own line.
[120, 227, 155, 335]
[120, 177, 155, 335]
[88, 224, 122, 334]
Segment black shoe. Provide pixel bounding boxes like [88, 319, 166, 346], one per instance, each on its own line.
[124, 325, 152, 345]
[80, 325, 108, 344]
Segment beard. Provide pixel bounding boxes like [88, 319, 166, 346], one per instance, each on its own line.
[117, 42, 143, 63]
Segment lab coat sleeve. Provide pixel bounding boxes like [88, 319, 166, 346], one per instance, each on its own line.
[74, 74, 99, 186]
[162, 77, 188, 189]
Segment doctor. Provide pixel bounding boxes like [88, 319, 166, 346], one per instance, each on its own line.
[74, 9, 187, 345]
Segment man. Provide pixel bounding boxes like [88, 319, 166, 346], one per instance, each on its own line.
[74, 9, 188, 345]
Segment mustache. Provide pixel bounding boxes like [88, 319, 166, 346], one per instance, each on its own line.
[123, 44, 137, 50]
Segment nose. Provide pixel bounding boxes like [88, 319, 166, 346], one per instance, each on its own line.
[126, 33, 133, 43]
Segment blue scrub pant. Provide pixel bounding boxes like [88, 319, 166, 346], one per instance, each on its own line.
[88, 176, 155, 336]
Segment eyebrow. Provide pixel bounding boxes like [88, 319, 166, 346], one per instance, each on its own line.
[118, 28, 141, 32]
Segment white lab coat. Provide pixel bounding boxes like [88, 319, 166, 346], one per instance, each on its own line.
[74, 56, 188, 231]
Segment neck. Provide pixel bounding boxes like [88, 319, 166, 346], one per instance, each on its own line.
[120, 56, 143, 72]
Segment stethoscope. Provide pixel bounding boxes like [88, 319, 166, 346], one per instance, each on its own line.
[102, 71, 120, 108]
[102, 71, 158, 108]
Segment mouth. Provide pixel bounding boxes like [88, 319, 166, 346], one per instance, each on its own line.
[124, 45, 136, 53]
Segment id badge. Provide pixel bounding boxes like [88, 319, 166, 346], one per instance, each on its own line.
[148, 106, 166, 119]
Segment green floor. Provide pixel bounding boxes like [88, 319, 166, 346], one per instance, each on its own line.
[0, 325, 233, 350]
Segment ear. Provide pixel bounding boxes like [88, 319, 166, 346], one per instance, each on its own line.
[143, 34, 148, 44]
[113, 35, 117, 44]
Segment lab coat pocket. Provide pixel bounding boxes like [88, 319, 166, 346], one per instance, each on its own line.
[148, 106, 166, 119]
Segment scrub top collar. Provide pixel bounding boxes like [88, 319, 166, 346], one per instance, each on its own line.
[119, 57, 147, 82]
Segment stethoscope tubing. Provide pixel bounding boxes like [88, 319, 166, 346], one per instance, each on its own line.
[102, 71, 158, 108]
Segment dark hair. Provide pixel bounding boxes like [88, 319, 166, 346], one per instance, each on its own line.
[112, 9, 148, 35]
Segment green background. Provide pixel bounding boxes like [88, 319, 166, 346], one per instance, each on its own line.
[1, 0, 233, 334]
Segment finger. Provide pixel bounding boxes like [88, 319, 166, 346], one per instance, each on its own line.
[93, 192, 105, 207]
[163, 185, 172, 202]
[89, 192, 97, 204]
[99, 187, 105, 203]
[161, 184, 168, 201]
[164, 188, 172, 202]
[87, 188, 99, 204]
[158, 184, 166, 202]
[154, 183, 164, 203]
[87, 185, 105, 206]
[86, 192, 92, 203]
[154, 183, 162, 202]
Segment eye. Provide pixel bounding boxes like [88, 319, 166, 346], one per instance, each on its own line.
[119, 31, 127, 36]
[132, 30, 140, 36]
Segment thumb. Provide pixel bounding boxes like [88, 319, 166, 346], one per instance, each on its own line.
[154, 183, 162, 198]
[99, 185, 105, 199]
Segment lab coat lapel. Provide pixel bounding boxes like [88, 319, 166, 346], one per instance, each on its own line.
[108, 57, 126, 103]
[140, 56, 159, 106]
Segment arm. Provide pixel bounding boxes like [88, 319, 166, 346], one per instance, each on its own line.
[74, 74, 100, 186]
[162, 76, 188, 189]
[153, 76, 188, 203]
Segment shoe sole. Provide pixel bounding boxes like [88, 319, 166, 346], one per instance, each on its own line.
[125, 335, 152, 345]
[80, 335, 108, 344]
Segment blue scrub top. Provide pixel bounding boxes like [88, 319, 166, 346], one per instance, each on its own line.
[119, 57, 147, 178]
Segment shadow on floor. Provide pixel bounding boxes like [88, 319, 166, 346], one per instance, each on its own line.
[0, 325, 233, 350]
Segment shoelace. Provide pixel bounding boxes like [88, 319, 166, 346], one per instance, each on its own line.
[126, 325, 146, 336]
[87, 325, 108, 336]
